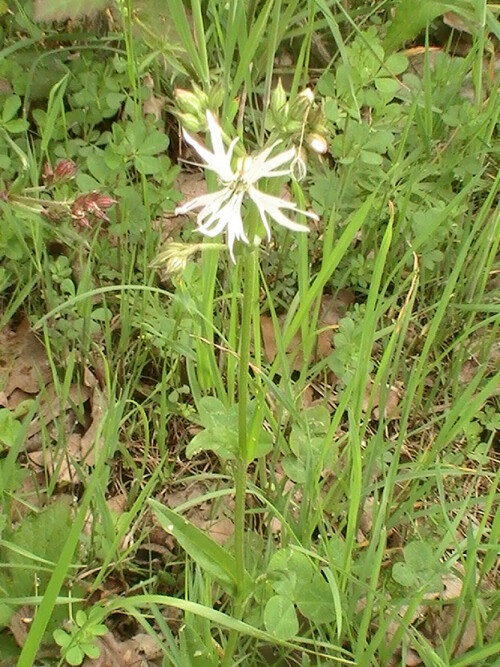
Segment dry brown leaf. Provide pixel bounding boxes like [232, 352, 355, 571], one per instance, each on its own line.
[26, 383, 91, 444]
[443, 11, 475, 34]
[79, 386, 107, 466]
[130, 633, 163, 660]
[205, 516, 234, 545]
[82, 632, 147, 667]
[405, 649, 423, 666]
[176, 170, 207, 201]
[261, 290, 355, 371]
[320, 290, 355, 326]
[143, 94, 165, 121]
[27, 384, 105, 483]
[8, 607, 33, 647]
[363, 379, 402, 421]
[458, 359, 479, 384]
[28, 433, 86, 484]
[260, 315, 304, 371]
[0, 77, 12, 94]
[9, 469, 47, 522]
[0, 319, 52, 399]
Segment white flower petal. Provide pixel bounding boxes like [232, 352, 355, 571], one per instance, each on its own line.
[181, 122, 235, 183]
[250, 187, 314, 234]
[176, 188, 232, 216]
[244, 144, 296, 183]
[177, 110, 320, 263]
[205, 111, 227, 164]
[250, 188, 319, 220]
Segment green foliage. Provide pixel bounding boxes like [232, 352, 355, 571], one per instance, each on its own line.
[0, 2, 499, 666]
[0, 499, 73, 628]
[33, 0, 112, 22]
[186, 396, 273, 462]
[150, 499, 252, 597]
[282, 405, 332, 483]
[264, 547, 338, 640]
[391, 540, 444, 593]
[53, 609, 107, 666]
[0, 409, 23, 451]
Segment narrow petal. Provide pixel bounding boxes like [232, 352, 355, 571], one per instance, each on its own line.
[182, 123, 236, 183]
[206, 112, 228, 167]
[206, 112, 238, 182]
[249, 187, 315, 234]
[250, 188, 319, 220]
[181, 129, 220, 172]
[176, 188, 232, 215]
[225, 203, 248, 263]
[245, 144, 296, 183]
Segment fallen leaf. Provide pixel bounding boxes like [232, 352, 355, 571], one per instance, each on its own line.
[81, 631, 146, 667]
[8, 607, 33, 647]
[205, 516, 234, 545]
[0, 319, 52, 398]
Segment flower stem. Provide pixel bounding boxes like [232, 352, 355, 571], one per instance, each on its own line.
[223, 231, 259, 666]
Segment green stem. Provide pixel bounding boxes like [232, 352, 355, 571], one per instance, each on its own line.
[223, 231, 259, 666]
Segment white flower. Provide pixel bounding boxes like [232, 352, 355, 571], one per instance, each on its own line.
[175, 111, 319, 262]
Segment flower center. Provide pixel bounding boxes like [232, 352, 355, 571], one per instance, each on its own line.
[226, 155, 253, 194]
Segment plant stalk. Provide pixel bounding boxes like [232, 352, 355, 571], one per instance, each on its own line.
[223, 231, 259, 666]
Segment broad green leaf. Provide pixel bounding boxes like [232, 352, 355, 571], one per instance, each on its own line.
[281, 455, 307, 484]
[134, 154, 161, 175]
[2, 95, 21, 124]
[150, 500, 252, 596]
[34, 0, 111, 21]
[186, 428, 236, 460]
[53, 629, 71, 648]
[187, 398, 272, 462]
[0, 498, 72, 626]
[179, 624, 219, 667]
[384, 53, 409, 76]
[66, 644, 84, 666]
[0, 409, 22, 448]
[295, 571, 337, 624]
[403, 541, 434, 573]
[360, 150, 383, 166]
[264, 595, 298, 640]
[374, 77, 400, 96]
[384, 0, 450, 53]
[83, 643, 100, 659]
[392, 562, 418, 587]
[139, 130, 169, 156]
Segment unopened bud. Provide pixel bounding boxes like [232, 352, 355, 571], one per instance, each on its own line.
[71, 191, 117, 225]
[53, 159, 77, 182]
[289, 87, 315, 122]
[178, 112, 205, 133]
[175, 86, 207, 117]
[270, 79, 288, 116]
[307, 133, 328, 155]
[150, 242, 197, 275]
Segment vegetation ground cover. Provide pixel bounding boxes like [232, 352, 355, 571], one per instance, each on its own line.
[0, 1, 499, 666]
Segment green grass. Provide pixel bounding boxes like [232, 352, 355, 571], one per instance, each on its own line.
[0, 0, 499, 665]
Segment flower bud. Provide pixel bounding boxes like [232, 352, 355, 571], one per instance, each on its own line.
[270, 79, 288, 116]
[289, 87, 314, 121]
[177, 112, 205, 134]
[54, 159, 77, 182]
[150, 242, 197, 275]
[175, 85, 208, 117]
[307, 133, 329, 155]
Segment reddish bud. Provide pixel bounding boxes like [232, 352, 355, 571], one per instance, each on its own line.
[54, 159, 77, 182]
